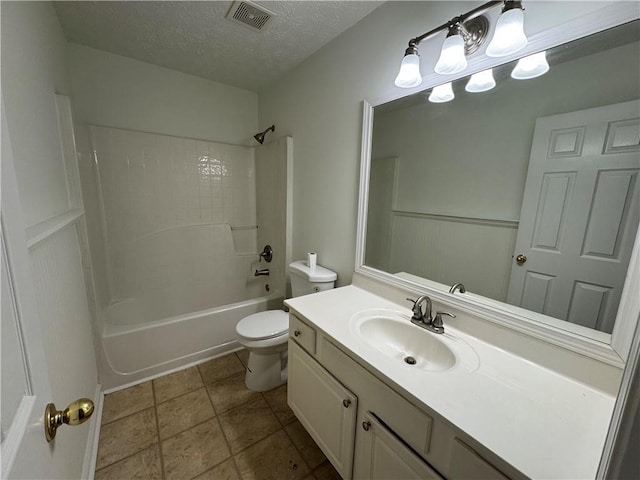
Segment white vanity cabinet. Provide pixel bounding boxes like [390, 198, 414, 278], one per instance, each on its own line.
[287, 313, 518, 480]
[288, 339, 358, 479]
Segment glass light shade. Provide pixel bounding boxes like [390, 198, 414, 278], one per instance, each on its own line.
[465, 69, 496, 92]
[394, 53, 422, 88]
[434, 34, 467, 75]
[511, 51, 549, 79]
[486, 8, 527, 57]
[428, 82, 455, 103]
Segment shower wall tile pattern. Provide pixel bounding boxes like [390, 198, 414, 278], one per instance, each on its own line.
[90, 126, 257, 302]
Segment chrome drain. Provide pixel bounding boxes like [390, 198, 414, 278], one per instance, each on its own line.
[404, 356, 417, 365]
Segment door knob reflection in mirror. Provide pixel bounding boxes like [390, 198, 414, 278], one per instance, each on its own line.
[45, 398, 94, 442]
[515, 254, 527, 265]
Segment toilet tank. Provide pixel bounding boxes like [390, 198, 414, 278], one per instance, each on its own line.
[289, 260, 337, 297]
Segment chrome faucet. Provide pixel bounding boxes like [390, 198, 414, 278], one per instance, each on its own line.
[406, 295, 455, 334]
[255, 268, 270, 277]
[406, 295, 433, 324]
[449, 283, 466, 294]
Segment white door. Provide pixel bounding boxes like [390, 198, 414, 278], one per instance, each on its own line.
[1, 101, 60, 478]
[1, 97, 99, 478]
[507, 100, 640, 333]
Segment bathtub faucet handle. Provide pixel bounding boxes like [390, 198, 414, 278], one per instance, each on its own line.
[259, 245, 273, 263]
[255, 268, 270, 277]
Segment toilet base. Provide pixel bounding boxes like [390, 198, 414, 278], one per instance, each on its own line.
[245, 350, 288, 392]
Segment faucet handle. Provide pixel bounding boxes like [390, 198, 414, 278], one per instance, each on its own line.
[259, 245, 273, 263]
[405, 298, 423, 320]
[432, 311, 455, 330]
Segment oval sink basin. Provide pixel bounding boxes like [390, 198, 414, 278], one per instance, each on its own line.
[350, 309, 478, 373]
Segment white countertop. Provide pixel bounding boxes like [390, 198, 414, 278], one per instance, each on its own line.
[285, 285, 616, 480]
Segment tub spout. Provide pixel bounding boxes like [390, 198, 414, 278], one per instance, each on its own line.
[255, 268, 270, 277]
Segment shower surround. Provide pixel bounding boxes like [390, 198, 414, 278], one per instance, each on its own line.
[83, 125, 290, 389]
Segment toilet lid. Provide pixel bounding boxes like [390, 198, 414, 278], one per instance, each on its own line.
[236, 310, 289, 340]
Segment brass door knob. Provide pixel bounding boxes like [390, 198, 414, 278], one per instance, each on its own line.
[515, 254, 527, 265]
[45, 398, 94, 442]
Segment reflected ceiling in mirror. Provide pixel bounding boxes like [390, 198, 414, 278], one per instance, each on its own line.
[364, 20, 640, 337]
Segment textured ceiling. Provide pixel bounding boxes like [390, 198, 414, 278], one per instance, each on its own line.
[53, 1, 384, 92]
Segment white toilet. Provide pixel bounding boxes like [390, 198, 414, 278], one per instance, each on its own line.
[235, 260, 337, 391]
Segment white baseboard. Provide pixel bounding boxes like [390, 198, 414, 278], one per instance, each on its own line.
[1, 396, 36, 476]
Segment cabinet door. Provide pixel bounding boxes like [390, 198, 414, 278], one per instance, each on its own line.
[288, 340, 358, 479]
[449, 438, 510, 480]
[354, 412, 442, 480]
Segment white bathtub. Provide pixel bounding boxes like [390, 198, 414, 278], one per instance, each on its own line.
[100, 282, 283, 390]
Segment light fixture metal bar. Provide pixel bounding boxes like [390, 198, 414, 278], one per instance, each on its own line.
[409, 0, 502, 47]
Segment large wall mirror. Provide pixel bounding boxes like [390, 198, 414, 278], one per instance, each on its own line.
[357, 11, 639, 366]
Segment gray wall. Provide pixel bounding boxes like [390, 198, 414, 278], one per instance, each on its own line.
[67, 43, 258, 144]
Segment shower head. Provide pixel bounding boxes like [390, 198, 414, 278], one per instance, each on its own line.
[254, 125, 275, 144]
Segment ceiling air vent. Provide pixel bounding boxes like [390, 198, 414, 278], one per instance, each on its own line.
[226, 1, 275, 32]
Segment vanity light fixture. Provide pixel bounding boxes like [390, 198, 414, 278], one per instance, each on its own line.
[394, 41, 422, 88]
[434, 22, 468, 75]
[428, 82, 455, 103]
[465, 68, 496, 92]
[395, 0, 529, 88]
[511, 51, 549, 79]
[485, 1, 528, 57]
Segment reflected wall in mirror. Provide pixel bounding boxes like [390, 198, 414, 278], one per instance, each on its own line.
[365, 21, 640, 336]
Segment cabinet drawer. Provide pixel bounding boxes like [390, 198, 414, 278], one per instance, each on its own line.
[289, 314, 316, 355]
[321, 338, 433, 459]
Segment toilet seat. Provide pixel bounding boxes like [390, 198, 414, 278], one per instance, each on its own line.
[236, 310, 288, 341]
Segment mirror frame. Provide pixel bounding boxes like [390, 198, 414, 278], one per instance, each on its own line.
[356, 3, 640, 368]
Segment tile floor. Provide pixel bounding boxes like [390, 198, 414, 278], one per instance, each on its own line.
[95, 350, 341, 480]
